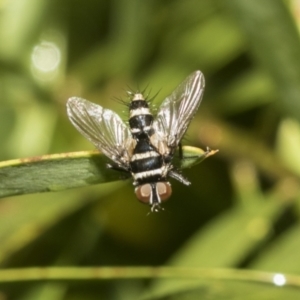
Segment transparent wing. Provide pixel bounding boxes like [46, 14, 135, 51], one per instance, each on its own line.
[153, 71, 205, 151]
[67, 97, 132, 166]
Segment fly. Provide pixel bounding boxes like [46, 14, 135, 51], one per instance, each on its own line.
[67, 70, 205, 212]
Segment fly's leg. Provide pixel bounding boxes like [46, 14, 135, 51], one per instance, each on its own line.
[106, 163, 131, 180]
[106, 162, 129, 172]
[168, 169, 191, 186]
[178, 142, 183, 160]
[165, 141, 184, 163]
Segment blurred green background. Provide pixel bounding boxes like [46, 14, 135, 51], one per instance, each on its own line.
[2, 0, 300, 299]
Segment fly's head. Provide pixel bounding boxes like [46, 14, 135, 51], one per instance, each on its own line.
[135, 182, 172, 212]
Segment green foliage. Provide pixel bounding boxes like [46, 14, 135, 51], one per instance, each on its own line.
[1, 0, 300, 299]
[0, 146, 212, 198]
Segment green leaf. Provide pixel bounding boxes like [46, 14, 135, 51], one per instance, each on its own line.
[0, 146, 217, 198]
[0, 151, 116, 198]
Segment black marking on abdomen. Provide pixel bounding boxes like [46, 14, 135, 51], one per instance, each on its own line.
[133, 137, 155, 153]
[129, 115, 153, 132]
[130, 156, 163, 173]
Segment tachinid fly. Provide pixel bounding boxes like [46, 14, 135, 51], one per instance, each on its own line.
[67, 71, 205, 212]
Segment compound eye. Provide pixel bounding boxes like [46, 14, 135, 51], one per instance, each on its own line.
[135, 184, 152, 204]
[156, 182, 172, 201]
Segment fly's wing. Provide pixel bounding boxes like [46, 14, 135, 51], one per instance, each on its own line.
[152, 71, 205, 152]
[67, 97, 133, 166]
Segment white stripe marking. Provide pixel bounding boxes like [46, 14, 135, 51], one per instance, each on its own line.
[130, 128, 141, 133]
[130, 107, 151, 117]
[133, 169, 163, 180]
[132, 93, 145, 101]
[131, 151, 159, 161]
[130, 126, 152, 133]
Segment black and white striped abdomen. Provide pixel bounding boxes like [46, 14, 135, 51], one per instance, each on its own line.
[129, 93, 153, 136]
[130, 151, 161, 173]
[129, 139, 165, 184]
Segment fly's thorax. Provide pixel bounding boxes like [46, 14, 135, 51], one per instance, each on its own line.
[129, 115, 153, 135]
[131, 93, 146, 101]
[129, 93, 153, 136]
[135, 182, 172, 211]
[129, 93, 150, 116]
